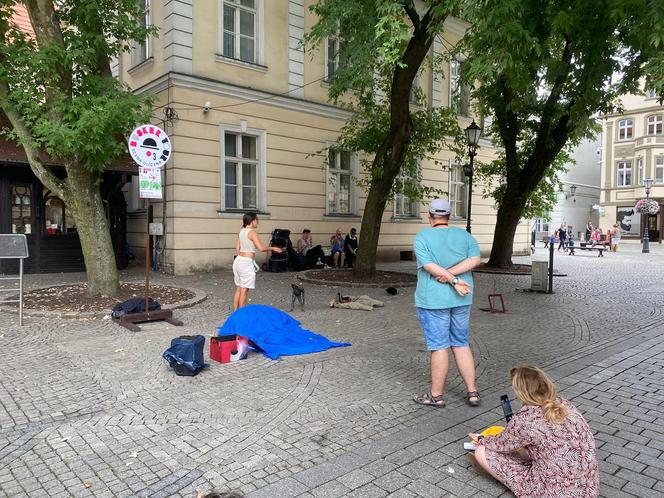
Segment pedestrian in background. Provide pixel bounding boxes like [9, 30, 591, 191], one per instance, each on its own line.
[412, 199, 481, 408]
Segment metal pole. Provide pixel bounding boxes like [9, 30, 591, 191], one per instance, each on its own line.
[145, 199, 151, 315]
[642, 190, 651, 253]
[466, 153, 474, 233]
[19, 258, 23, 327]
[548, 240, 554, 294]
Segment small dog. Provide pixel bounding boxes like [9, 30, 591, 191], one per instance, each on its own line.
[289, 283, 305, 311]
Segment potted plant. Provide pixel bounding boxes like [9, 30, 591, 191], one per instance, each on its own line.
[635, 198, 660, 215]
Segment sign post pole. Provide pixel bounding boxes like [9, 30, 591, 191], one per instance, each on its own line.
[113, 124, 183, 331]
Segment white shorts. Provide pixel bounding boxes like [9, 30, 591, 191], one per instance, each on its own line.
[233, 256, 256, 289]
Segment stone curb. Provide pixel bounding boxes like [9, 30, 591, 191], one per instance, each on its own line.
[297, 269, 417, 288]
[0, 282, 207, 320]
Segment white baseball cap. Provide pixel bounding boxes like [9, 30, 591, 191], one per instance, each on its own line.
[428, 199, 451, 216]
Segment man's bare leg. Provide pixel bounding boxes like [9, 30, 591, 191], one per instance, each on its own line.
[431, 349, 450, 396]
[451, 346, 477, 392]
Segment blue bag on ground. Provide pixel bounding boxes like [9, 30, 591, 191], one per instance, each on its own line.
[217, 304, 351, 360]
[163, 335, 208, 376]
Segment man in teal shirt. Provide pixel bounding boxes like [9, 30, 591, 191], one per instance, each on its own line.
[413, 199, 481, 408]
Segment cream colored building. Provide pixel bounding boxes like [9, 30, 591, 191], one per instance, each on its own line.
[117, 0, 530, 274]
[601, 87, 664, 242]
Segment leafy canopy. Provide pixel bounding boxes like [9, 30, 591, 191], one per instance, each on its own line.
[304, 0, 464, 201]
[0, 0, 156, 173]
[458, 0, 664, 217]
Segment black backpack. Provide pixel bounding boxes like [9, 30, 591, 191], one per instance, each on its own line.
[112, 297, 161, 318]
[163, 335, 208, 376]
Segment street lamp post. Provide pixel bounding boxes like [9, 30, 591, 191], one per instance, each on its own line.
[463, 121, 482, 233]
[642, 178, 654, 253]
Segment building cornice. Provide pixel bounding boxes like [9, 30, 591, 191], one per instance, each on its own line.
[604, 104, 664, 119]
[134, 72, 353, 121]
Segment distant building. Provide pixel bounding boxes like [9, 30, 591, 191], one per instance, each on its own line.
[533, 132, 602, 242]
[600, 86, 663, 242]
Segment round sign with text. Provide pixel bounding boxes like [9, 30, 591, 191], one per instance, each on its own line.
[128, 125, 171, 168]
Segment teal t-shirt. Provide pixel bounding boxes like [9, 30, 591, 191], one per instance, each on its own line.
[414, 226, 480, 309]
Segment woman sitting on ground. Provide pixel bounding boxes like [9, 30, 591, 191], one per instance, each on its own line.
[470, 366, 599, 498]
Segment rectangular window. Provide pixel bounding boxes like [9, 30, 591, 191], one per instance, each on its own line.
[617, 119, 633, 140]
[616, 161, 631, 187]
[409, 76, 420, 105]
[394, 166, 419, 217]
[647, 88, 658, 99]
[656, 157, 664, 184]
[223, 132, 259, 210]
[449, 164, 467, 218]
[637, 157, 644, 186]
[327, 149, 355, 214]
[326, 37, 338, 80]
[450, 60, 470, 116]
[534, 218, 549, 233]
[131, 0, 151, 66]
[647, 115, 663, 135]
[221, 0, 256, 63]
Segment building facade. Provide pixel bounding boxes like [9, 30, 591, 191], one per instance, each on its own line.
[601, 88, 664, 242]
[534, 133, 602, 241]
[118, 0, 530, 274]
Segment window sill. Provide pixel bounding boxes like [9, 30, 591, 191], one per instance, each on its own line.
[128, 57, 154, 75]
[217, 209, 271, 219]
[616, 138, 634, 142]
[391, 215, 423, 223]
[215, 54, 268, 73]
[324, 214, 361, 221]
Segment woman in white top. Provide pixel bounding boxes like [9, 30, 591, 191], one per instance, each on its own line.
[232, 213, 282, 311]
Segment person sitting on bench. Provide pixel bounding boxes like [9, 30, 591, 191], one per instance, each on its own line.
[296, 229, 325, 269]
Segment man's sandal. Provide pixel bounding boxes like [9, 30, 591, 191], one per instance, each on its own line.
[414, 391, 445, 408]
[466, 391, 481, 407]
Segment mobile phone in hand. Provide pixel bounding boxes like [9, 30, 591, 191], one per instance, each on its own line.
[501, 395, 514, 423]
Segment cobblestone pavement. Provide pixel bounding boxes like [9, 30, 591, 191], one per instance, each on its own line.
[1, 242, 663, 497]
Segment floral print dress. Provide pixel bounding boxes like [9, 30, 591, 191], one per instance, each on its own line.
[479, 398, 599, 497]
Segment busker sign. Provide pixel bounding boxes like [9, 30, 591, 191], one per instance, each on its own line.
[128, 124, 171, 168]
[129, 124, 171, 199]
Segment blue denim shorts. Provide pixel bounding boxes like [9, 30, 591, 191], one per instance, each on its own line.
[417, 306, 471, 350]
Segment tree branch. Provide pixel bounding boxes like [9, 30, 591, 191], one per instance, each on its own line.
[24, 0, 72, 100]
[402, 0, 421, 31]
[0, 85, 67, 200]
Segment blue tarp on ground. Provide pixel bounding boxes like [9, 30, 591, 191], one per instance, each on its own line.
[217, 304, 351, 360]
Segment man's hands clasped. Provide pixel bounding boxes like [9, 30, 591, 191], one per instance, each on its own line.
[436, 274, 472, 296]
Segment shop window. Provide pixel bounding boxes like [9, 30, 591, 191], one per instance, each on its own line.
[11, 185, 32, 234]
[43, 192, 76, 234]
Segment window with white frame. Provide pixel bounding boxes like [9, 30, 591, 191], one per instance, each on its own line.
[326, 36, 339, 80]
[449, 164, 467, 218]
[327, 149, 356, 214]
[637, 157, 644, 186]
[222, 129, 265, 210]
[221, 0, 257, 63]
[617, 119, 633, 140]
[450, 59, 470, 116]
[409, 76, 420, 105]
[647, 88, 658, 99]
[131, 0, 151, 66]
[656, 157, 664, 184]
[534, 218, 550, 233]
[394, 166, 419, 217]
[616, 161, 631, 187]
[647, 115, 663, 135]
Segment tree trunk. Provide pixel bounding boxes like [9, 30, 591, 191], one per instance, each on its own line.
[353, 173, 394, 277]
[65, 166, 121, 296]
[486, 191, 525, 268]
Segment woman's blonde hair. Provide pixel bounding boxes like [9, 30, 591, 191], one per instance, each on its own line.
[511, 365, 569, 424]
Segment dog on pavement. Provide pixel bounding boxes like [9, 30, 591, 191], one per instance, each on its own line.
[289, 283, 305, 311]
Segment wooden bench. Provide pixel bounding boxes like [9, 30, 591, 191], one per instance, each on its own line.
[568, 244, 606, 257]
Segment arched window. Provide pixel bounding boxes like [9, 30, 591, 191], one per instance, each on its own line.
[43, 191, 76, 235]
[647, 115, 663, 135]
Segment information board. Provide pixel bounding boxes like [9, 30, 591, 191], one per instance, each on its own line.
[0, 234, 29, 259]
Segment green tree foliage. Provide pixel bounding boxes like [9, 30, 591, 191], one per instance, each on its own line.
[305, 0, 463, 277]
[0, 1, 155, 295]
[459, 0, 664, 267]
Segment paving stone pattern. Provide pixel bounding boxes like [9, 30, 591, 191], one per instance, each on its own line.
[0, 243, 663, 497]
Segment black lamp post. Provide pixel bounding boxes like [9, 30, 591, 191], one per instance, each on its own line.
[463, 121, 482, 233]
[642, 178, 654, 253]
